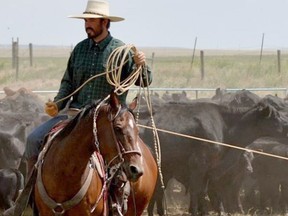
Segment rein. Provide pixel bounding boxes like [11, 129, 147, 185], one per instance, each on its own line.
[93, 102, 142, 168]
[91, 101, 141, 213]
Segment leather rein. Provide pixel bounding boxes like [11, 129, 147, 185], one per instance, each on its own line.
[93, 101, 142, 166]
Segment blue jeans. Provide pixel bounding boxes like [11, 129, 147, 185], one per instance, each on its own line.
[24, 115, 68, 159]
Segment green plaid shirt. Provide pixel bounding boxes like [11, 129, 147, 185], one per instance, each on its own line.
[54, 33, 152, 110]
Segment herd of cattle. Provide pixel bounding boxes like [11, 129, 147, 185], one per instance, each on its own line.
[137, 89, 288, 216]
[0, 87, 49, 213]
[1, 87, 288, 215]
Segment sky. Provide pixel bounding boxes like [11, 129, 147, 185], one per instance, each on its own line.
[1, 0, 288, 50]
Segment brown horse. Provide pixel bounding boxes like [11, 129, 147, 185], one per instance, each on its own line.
[34, 92, 158, 215]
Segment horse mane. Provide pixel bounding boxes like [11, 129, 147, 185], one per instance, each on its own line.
[56, 100, 101, 138]
[55, 98, 134, 138]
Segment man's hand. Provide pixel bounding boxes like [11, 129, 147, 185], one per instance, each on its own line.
[133, 51, 146, 67]
[45, 101, 58, 117]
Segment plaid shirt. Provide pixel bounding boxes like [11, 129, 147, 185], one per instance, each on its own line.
[54, 33, 152, 110]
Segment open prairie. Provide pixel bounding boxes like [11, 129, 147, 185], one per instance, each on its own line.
[1, 45, 288, 101]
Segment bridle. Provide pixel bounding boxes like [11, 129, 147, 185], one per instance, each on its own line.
[92, 101, 142, 215]
[93, 101, 142, 169]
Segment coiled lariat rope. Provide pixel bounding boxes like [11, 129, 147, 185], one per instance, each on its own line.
[52, 44, 165, 189]
[106, 44, 141, 95]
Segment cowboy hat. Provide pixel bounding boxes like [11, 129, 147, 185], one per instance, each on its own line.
[68, 0, 124, 22]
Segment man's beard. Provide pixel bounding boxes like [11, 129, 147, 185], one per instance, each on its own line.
[86, 27, 103, 39]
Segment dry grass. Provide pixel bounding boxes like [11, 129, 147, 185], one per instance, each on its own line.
[1, 45, 288, 101]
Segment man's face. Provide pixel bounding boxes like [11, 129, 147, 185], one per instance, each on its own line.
[84, 18, 105, 39]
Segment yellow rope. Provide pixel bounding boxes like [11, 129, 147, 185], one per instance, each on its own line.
[54, 44, 139, 105]
[138, 124, 288, 161]
[54, 72, 107, 104]
[106, 44, 142, 95]
[135, 75, 165, 189]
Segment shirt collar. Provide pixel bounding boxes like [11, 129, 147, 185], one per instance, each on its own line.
[89, 33, 112, 50]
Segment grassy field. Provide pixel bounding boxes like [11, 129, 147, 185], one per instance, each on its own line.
[1, 45, 288, 101]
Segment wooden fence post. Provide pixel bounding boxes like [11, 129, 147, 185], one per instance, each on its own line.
[12, 38, 17, 69]
[16, 39, 19, 81]
[190, 37, 197, 72]
[200, 50, 204, 80]
[13, 38, 19, 80]
[259, 33, 265, 64]
[12, 37, 19, 80]
[29, 43, 33, 67]
[151, 52, 155, 70]
[277, 50, 281, 73]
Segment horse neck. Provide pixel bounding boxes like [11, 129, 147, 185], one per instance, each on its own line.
[46, 114, 95, 174]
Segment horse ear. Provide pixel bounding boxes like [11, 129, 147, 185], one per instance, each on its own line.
[110, 91, 121, 110]
[129, 97, 138, 111]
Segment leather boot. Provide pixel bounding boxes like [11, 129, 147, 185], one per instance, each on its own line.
[26, 156, 38, 181]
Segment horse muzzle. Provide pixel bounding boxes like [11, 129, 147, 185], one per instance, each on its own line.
[126, 163, 143, 182]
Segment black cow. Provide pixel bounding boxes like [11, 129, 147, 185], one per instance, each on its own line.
[262, 94, 288, 114]
[206, 92, 288, 213]
[207, 100, 288, 215]
[0, 168, 24, 211]
[140, 99, 288, 216]
[207, 149, 254, 215]
[212, 88, 261, 107]
[245, 137, 288, 215]
[140, 100, 226, 215]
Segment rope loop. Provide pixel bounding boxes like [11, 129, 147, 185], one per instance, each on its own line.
[54, 44, 143, 104]
[106, 44, 142, 96]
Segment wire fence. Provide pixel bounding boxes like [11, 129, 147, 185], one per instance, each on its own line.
[1, 87, 287, 101]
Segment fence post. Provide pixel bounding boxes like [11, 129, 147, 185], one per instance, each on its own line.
[16, 38, 19, 81]
[12, 38, 17, 69]
[200, 50, 204, 80]
[12, 37, 19, 80]
[15, 38, 19, 80]
[277, 50, 281, 73]
[190, 37, 197, 72]
[29, 43, 33, 67]
[259, 33, 265, 64]
[150, 52, 155, 70]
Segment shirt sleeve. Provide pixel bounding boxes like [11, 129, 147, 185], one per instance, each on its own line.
[135, 65, 153, 87]
[53, 54, 75, 110]
[120, 50, 153, 87]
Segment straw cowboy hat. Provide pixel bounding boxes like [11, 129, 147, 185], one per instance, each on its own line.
[68, 0, 124, 22]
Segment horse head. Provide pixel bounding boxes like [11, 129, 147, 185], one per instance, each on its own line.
[96, 92, 143, 182]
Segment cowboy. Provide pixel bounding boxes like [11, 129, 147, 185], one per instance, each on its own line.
[24, 0, 152, 178]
